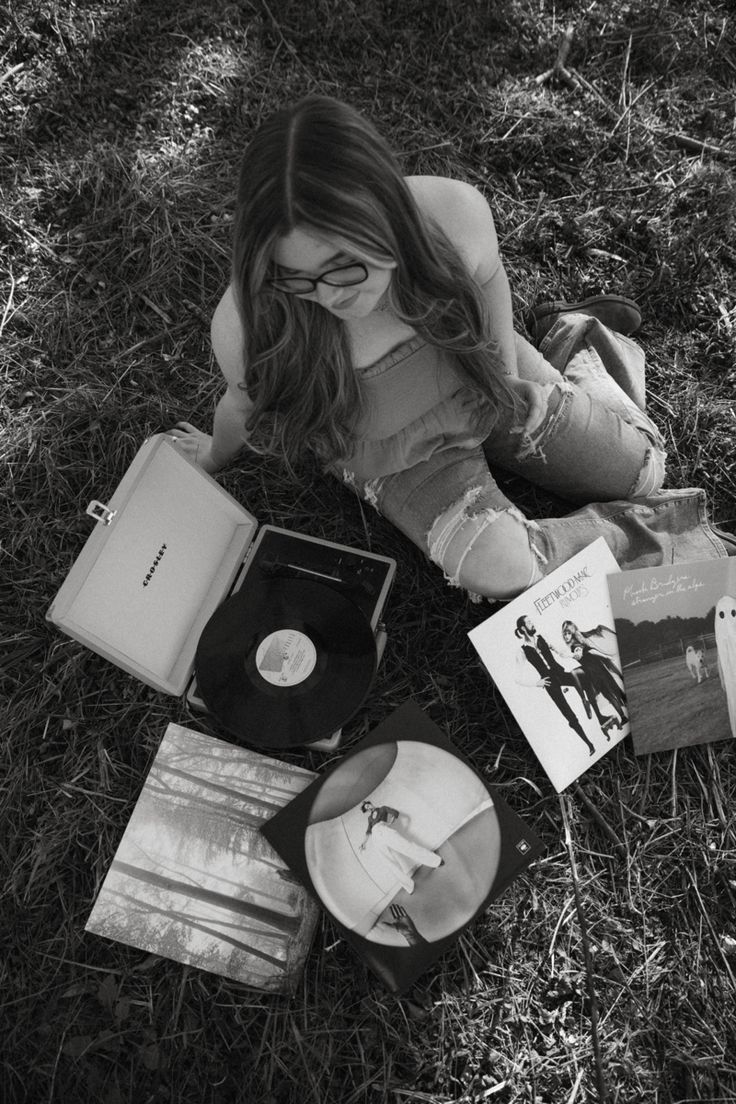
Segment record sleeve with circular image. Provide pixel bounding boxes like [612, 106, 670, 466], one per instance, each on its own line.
[261, 701, 546, 993]
[195, 577, 377, 748]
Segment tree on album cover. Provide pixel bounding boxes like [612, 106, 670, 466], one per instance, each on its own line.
[468, 538, 629, 793]
[607, 558, 736, 755]
[85, 723, 320, 994]
[260, 701, 545, 994]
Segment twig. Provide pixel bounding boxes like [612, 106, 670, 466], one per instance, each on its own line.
[0, 61, 25, 87]
[567, 68, 617, 116]
[610, 79, 657, 136]
[260, 0, 312, 78]
[686, 870, 736, 987]
[573, 783, 626, 855]
[535, 24, 579, 90]
[668, 132, 734, 160]
[1, 271, 16, 338]
[565, 1068, 585, 1104]
[619, 34, 632, 111]
[0, 210, 59, 260]
[560, 795, 609, 1104]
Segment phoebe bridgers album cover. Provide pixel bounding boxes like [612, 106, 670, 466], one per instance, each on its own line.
[468, 538, 629, 793]
[607, 558, 736, 755]
[261, 701, 544, 993]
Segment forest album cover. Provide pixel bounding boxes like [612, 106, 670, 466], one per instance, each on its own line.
[607, 558, 736, 755]
[261, 701, 544, 994]
[468, 538, 629, 792]
[86, 723, 320, 994]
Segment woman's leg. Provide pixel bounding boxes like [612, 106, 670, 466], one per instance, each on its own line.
[536, 310, 647, 410]
[344, 316, 729, 599]
[348, 440, 728, 601]
[358, 447, 547, 598]
[482, 316, 667, 504]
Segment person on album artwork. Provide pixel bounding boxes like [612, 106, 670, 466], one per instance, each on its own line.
[358, 799, 442, 893]
[514, 614, 606, 754]
[379, 903, 429, 946]
[167, 95, 734, 600]
[562, 619, 627, 731]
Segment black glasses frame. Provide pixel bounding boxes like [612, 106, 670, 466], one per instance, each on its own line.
[266, 261, 370, 295]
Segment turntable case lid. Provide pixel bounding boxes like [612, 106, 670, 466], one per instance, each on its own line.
[47, 434, 258, 696]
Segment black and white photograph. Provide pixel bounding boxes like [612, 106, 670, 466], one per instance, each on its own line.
[6, 3, 736, 1101]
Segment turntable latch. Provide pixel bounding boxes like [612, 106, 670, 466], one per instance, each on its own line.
[85, 500, 117, 526]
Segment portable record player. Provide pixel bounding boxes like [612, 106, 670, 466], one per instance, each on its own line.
[47, 433, 396, 751]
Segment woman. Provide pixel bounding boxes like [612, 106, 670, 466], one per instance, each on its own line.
[561, 620, 628, 729]
[170, 95, 733, 600]
[358, 800, 442, 894]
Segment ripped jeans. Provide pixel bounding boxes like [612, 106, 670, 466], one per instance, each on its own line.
[347, 314, 729, 600]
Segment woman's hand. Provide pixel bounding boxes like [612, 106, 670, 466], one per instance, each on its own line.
[508, 378, 556, 437]
[166, 422, 221, 474]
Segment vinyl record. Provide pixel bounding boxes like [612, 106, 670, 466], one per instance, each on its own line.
[195, 578, 378, 748]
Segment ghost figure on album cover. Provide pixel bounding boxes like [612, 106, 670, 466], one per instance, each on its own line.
[714, 595, 736, 738]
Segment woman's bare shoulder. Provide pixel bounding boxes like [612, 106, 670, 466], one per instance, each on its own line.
[405, 175, 500, 282]
[211, 284, 246, 388]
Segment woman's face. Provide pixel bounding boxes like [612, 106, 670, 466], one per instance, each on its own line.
[272, 226, 396, 320]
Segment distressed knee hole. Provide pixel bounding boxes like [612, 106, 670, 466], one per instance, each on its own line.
[427, 494, 548, 600]
[629, 445, 666, 498]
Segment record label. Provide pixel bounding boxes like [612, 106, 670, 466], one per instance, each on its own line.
[255, 629, 317, 687]
[195, 577, 378, 748]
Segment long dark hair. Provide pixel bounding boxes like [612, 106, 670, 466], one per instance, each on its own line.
[232, 94, 521, 468]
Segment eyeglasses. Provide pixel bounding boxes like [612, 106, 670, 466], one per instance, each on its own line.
[267, 261, 369, 295]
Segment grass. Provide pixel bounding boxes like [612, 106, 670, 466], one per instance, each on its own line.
[2, 1, 736, 1102]
[623, 651, 731, 755]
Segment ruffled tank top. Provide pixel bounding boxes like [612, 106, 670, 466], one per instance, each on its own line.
[330, 336, 494, 484]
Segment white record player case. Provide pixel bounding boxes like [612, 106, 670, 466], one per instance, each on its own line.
[47, 434, 396, 728]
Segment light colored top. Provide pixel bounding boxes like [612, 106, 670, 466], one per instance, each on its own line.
[204, 177, 516, 477]
[331, 336, 494, 483]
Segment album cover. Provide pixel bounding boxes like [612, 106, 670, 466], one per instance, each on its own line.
[261, 701, 544, 994]
[195, 577, 377, 749]
[86, 723, 320, 994]
[607, 558, 736, 755]
[468, 538, 629, 793]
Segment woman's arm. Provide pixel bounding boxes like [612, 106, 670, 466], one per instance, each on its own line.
[409, 177, 548, 431]
[172, 285, 254, 473]
[408, 176, 518, 376]
[458, 187, 552, 431]
[209, 384, 254, 469]
[582, 625, 619, 656]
